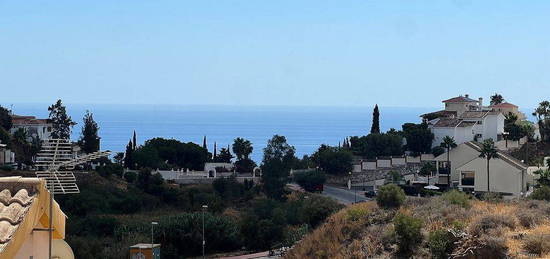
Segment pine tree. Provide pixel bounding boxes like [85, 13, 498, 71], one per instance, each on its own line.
[78, 110, 100, 153]
[371, 104, 380, 134]
[48, 99, 76, 139]
[202, 136, 208, 151]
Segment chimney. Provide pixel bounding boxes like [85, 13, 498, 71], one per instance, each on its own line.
[479, 97, 483, 109]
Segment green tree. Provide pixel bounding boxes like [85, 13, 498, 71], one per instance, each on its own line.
[371, 104, 380, 134]
[311, 145, 352, 175]
[48, 99, 76, 139]
[533, 169, 550, 187]
[261, 135, 296, 200]
[533, 101, 550, 142]
[10, 128, 35, 168]
[0, 127, 10, 147]
[490, 93, 504, 105]
[78, 111, 100, 153]
[0, 106, 12, 131]
[113, 152, 124, 165]
[294, 170, 326, 192]
[479, 139, 499, 193]
[349, 133, 403, 158]
[440, 136, 457, 186]
[216, 147, 233, 163]
[123, 140, 134, 169]
[402, 122, 434, 155]
[232, 137, 253, 160]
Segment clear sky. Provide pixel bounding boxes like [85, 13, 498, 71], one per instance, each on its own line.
[1, 1, 550, 108]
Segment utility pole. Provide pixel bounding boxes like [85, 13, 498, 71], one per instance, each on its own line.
[202, 205, 208, 258]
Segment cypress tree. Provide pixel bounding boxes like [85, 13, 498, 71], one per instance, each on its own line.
[213, 142, 217, 160]
[132, 130, 137, 150]
[124, 139, 133, 169]
[202, 136, 208, 151]
[371, 105, 380, 134]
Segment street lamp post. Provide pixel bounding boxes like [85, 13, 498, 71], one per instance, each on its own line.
[151, 221, 158, 258]
[202, 205, 208, 258]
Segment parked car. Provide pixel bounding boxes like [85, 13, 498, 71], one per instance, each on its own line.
[364, 190, 377, 198]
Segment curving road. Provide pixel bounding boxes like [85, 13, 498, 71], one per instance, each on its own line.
[322, 185, 369, 205]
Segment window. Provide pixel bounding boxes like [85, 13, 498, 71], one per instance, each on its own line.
[461, 171, 474, 186]
[476, 120, 483, 125]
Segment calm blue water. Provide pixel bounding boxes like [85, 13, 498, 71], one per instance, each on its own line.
[10, 104, 434, 162]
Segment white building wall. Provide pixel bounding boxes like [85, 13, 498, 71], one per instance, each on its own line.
[458, 158, 523, 196]
[377, 159, 391, 168]
[392, 157, 406, 166]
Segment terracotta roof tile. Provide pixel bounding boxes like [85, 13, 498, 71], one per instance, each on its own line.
[0, 178, 38, 252]
[442, 96, 478, 103]
[490, 102, 518, 108]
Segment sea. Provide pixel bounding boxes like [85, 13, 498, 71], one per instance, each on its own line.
[9, 104, 439, 162]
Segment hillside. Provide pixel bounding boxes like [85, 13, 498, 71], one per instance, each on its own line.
[285, 195, 550, 258]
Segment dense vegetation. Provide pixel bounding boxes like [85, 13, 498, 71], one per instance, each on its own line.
[57, 160, 342, 258]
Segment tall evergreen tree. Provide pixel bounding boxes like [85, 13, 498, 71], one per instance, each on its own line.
[202, 136, 208, 151]
[124, 139, 134, 169]
[78, 110, 100, 153]
[213, 142, 217, 160]
[132, 130, 137, 150]
[0, 106, 12, 131]
[371, 105, 380, 134]
[48, 99, 76, 139]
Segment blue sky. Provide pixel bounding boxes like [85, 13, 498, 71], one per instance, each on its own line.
[1, 1, 550, 108]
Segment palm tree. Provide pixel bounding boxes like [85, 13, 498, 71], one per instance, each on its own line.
[440, 136, 457, 186]
[479, 139, 499, 193]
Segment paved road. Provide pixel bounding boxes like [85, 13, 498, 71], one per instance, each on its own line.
[322, 185, 369, 205]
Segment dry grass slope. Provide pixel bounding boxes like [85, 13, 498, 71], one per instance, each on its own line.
[286, 196, 550, 259]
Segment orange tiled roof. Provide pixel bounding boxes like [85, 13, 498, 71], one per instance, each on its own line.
[442, 96, 478, 103]
[10, 115, 51, 126]
[490, 102, 518, 108]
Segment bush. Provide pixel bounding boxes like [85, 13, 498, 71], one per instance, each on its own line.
[530, 185, 550, 201]
[479, 230, 508, 256]
[516, 210, 541, 228]
[523, 233, 550, 256]
[376, 184, 406, 209]
[294, 170, 326, 192]
[480, 192, 502, 202]
[441, 190, 471, 208]
[393, 213, 423, 255]
[346, 206, 370, 222]
[124, 171, 137, 183]
[469, 214, 515, 236]
[300, 195, 343, 227]
[428, 229, 454, 259]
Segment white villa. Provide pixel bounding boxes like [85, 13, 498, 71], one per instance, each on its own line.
[423, 95, 512, 147]
[433, 141, 529, 197]
[9, 115, 53, 141]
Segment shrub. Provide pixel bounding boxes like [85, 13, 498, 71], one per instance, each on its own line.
[294, 170, 326, 192]
[428, 229, 454, 259]
[300, 195, 343, 227]
[481, 192, 502, 202]
[376, 184, 406, 209]
[124, 171, 137, 183]
[523, 233, 550, 256]
[346, 206, 370, 222]
[441, 190, 471, 208]
[516, 210, 541, 228]
[479, 229, 508, 256]
[393, 213, 423, 255]
[530, 185, 550, 201]
[469, 214, 515, 236]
